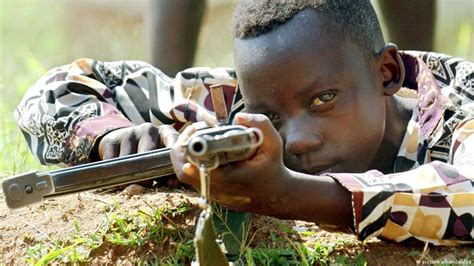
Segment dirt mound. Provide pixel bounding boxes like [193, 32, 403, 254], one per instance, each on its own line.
[1, 187, 472, 265]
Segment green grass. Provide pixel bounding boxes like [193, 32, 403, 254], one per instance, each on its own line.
[0, 116, 47, 178]
[24, 199, 365, 265]
[0, 54, 60, 179]
[25, 200, 196, 264]
[0, 0, 67, 177]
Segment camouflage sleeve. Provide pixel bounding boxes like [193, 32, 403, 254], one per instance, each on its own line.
[15, 58, 242, 166]
[329, 117, 474, 245]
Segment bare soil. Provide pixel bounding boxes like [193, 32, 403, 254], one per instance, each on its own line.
[1, 187, 473, 265]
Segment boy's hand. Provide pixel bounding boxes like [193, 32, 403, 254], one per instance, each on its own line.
[97, 123, 180, 186]
[171, 113, 291, 214]
[98, 123, 179, 159]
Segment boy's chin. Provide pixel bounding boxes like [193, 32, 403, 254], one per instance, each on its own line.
[286, 161, 371, 176]
[286, 163, 338, 176]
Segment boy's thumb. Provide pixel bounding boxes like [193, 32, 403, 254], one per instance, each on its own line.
[235, 113, 280, 144]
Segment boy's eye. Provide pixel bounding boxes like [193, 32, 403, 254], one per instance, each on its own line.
[310, 91, 338, 109]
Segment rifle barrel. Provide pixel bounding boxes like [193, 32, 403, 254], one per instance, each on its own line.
[3, 148, 174, 208]
[49, 148, 173, 196]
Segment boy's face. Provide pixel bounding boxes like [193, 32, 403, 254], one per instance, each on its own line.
[233, 10, 387, 174]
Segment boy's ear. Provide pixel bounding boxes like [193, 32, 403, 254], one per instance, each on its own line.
[377, 43, 405, 96]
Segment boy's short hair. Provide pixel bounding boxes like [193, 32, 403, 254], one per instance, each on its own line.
[232, 0, 385, 57]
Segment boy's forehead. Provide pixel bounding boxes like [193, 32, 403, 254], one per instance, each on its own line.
[233, 9, 343, 71]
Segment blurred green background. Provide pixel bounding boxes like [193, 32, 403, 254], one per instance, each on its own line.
[0, 0, 472, 179]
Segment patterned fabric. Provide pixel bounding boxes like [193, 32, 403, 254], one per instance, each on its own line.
[15, 52, 473, 245]
[328, 51, 474, 245]
[15, 59, 242, 165]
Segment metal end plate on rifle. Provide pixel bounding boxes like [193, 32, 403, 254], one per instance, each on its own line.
[2, 171, 54, 209]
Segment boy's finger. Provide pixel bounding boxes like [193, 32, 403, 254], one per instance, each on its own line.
[236, 113, 272, 132]
[179, 163, 200, 188]
[159, 125, 180, 148]
[137, 133, 159, 153]
[183, 162, 198, 176]
[175, 124, 197, 146]
[100, 140, 120, 160]
[213, 163, 252, 184]
[119, 136, 138, 157]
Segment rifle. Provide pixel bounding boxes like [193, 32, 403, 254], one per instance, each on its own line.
[2, 84, 262, 210]
[2, 123, 262, 209]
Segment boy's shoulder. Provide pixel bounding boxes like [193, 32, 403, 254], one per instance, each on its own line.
[395, 51, 473, 171]
[401, 51, 473, 107]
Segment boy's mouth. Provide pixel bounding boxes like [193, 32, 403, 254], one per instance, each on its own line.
[286, 163, 336, 175]
[289, 152, 337, 175]
[308, 165, 335, 175]
[288, 162, 336, 175]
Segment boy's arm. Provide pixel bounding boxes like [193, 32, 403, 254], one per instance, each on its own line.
[15, 59, 241, 165]
[172, 113, 474, 245]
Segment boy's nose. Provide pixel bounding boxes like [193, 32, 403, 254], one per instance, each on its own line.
[284, 119, 323, 155]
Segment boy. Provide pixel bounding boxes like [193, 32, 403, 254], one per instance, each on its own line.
[16, 0, 473, 245]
